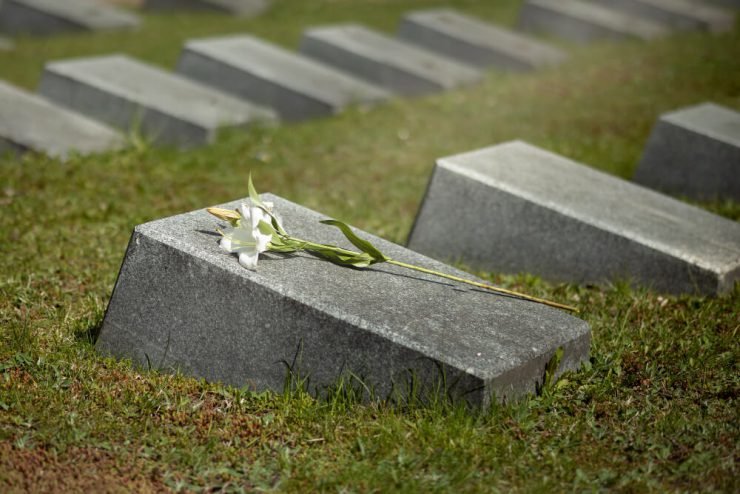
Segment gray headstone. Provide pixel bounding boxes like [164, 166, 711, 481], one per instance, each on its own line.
[177, 35, 390, 122]
[300, 24, 482, 96]
[0, 80, 123, 159]
[634, 102, 740, 201]
[593, 0, 735, 33]
[143, 0, 268, 16]
[518, 0, 669, 42]
[0, 0, 139, 35]
[398, 8, 568, 71]
[0, 37, 13, 51]
[38, 54, 276, 148]
[96, 194, 591, 407]
[407, 140, 740, 295]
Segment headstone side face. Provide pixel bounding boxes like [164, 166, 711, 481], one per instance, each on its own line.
[97, 195, 591, 407]
[177, 43, 337, 121]
[144, 0, 269, 16]
[0, 137, 24, 157]
[0, 0, 80, 35]
[0, 80, 123, 159]
[0, 0, 139, 35]
[38, 67, 212, 147]
[634, 104, 740, 201]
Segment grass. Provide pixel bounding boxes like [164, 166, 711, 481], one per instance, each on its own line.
[1, 0, 739, 491]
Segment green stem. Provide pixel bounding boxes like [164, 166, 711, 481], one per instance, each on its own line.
[386, 259, 578, 313]
[277, 233, 577, 313]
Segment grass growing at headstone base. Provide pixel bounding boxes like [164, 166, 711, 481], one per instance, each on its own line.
[0, 0, 738, 491]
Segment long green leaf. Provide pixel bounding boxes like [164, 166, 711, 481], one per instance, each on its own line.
[248, 173, 266, 210]
[320, 220, 388, 263]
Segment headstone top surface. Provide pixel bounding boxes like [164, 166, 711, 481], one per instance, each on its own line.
[0, 80, 122, 157]
[303, 24, 481, 88]
[45, 54, 275, 127]
[403, 8, 566, 63]
[136, 193, 588, 379]
[440, 141, 740, 273]
[184, 35, 389, 106]
[10, 0, 139, 29]
[662, 102, 740, 146]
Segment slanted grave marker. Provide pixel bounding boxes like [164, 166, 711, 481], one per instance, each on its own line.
[408, 140, 740, 295]
[97, 194, 591, 407]
[300, 24, 482, 96]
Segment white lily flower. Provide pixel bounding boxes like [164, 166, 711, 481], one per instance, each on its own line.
[219, 201, 273, 269]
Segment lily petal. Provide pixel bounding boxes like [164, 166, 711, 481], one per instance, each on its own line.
[238, 250, 259, 270]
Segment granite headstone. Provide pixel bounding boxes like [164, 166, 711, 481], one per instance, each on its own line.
[0, 0, 139, 35]
[408, 140, 740, 295]
[634, 102, 740, 201]
[97, 194, 591, 407]
[0, 80, 123, 159]
[38, 54, 276, 148]
[398, 8, 568, 71]
[518, 0, 668, 42]
[593, 0, 735, 33]
[300, 24, 482, 96]
[177, 35, 390, 121]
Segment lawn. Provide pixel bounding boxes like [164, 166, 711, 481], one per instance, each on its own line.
[0, 0, 738, 492]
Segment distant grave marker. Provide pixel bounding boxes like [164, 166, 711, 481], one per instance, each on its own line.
[38, 54, 276, 148]
[398, 8, 568, 71]
[143, 0, 269, 16]
[177, 35, 390, 121]
[408, 141, 740, 295]
[300, 24, 482, 96]
[0, 0, 139, 35]
[97, 194, 591, 407]
[518, 0, 668, 42]
[593, 0, 735, 33]
[0, 37, 13, 51]
[635, 102, 740, 201]
[0, 80, 123, 159]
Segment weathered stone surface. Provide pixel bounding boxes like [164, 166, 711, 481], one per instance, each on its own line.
[38, 54, 276, 148]
[143, 0, 268, 16]
[408, 140, 740, 295]
[593, 0, 735, 33]
[634, 102, 740, 201]
[398, 8, 567, 71]
[0, 0, 139, 35]
[0, 80, 123, 159]
[518, 0, 668, 42]
[97, 194, 590, 407]
[300, 24, 482, 96]
[177, 35, 390, 121]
